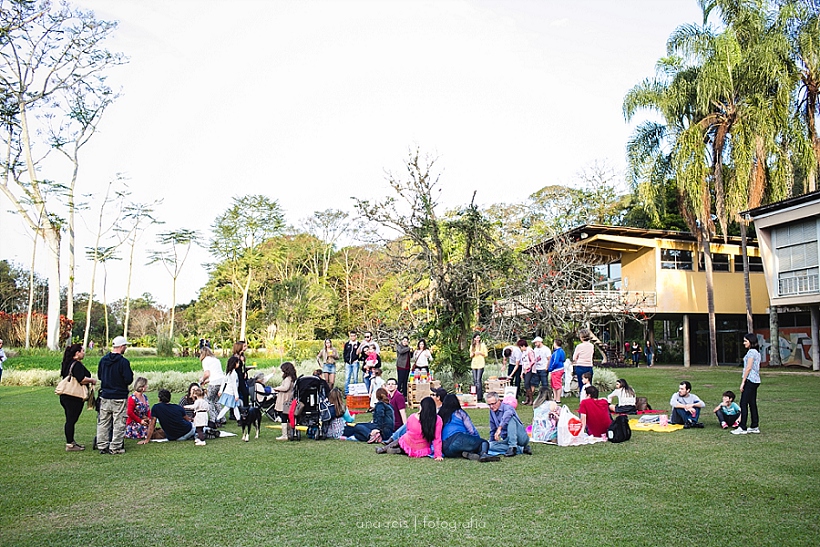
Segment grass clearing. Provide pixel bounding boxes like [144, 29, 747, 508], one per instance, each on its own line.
[0, 366, 818, 546]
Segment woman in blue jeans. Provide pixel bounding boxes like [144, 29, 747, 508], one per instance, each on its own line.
[438, 394, 499, 462]
[344, 388, 394, 442]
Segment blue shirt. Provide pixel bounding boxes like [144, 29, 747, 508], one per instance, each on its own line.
[442, 409, 479, 440]
[489, 403, 519, 438]
[744, 349, 761, 383]
[548, 348, 566, 372]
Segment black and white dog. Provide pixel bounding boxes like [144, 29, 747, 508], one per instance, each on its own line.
[237, 406, 262, 442]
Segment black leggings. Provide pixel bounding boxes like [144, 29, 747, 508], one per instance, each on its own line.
[739, 381, 760, 429]
[60, 394, 85, 444]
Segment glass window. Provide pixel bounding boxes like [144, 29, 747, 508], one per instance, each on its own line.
[699, 253, 730, 271]
[734, 255, 764, 273]
[774, 220, 819, 296]
[660, 249, 692, 270]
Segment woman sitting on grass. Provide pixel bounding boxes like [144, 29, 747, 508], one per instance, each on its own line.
[125, 377, 152, 440]
[437, 393, 498, 462]
[579, 385, 612, 439]
[531, 388, 560, 444]
[347, 387, 394, 442]
[387, 397, 444, 460]
[607, 378, 637, 414]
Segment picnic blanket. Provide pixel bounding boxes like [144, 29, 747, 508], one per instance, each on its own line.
[628, 419, 683, 432]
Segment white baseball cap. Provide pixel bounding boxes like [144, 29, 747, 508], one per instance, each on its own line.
[532, 336, 543, 343]
[112, 336, 129, 347]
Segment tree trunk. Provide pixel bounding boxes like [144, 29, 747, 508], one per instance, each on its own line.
[43, 227, 62, 350]
[740, 221, 754, 332]
[769, 306, 781, 367]
[701, 234, 718, 366]
[240, 268, 252, 341]
[170, 277, 177, 340]
[25, 230, 38, 349]
[123, 234, 137, 340]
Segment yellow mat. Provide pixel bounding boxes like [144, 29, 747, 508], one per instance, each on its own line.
[629, 419, 683, 432]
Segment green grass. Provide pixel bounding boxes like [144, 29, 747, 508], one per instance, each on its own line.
[1, 367, 819, 547]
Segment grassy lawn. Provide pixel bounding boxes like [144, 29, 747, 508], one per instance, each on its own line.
[1, 366, 818, 547]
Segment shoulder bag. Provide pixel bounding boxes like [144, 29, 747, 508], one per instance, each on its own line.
[55, 362, 89, 400]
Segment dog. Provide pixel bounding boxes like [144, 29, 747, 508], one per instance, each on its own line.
[237, 406, 262, 442]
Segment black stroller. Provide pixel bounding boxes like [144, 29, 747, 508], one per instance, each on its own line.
[289, 375, 332, 440]
[251, 380, 279, 421]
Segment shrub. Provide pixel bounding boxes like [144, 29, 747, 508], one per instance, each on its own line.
[156, 332, 175, 357]
[591, 367, 618, 393]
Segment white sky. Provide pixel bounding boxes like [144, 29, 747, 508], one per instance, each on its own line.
[0, 0, 703, 309]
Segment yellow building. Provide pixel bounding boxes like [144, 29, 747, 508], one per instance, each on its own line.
[528, 225, 769, 366]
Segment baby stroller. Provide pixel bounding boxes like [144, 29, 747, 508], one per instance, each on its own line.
[288, 375, 331, 440]
[251, 381, 279, 421]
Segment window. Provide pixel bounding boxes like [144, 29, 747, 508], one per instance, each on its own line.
[661, 249, 692, 270]
[775, 220, 819, 296]
[734, 255, 764, 273]
[593, 263, 622, 290]
[699, 253, 730, 271]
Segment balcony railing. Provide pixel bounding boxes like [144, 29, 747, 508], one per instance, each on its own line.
[494, 290, 657, 317]
[778, 274, 820, 297]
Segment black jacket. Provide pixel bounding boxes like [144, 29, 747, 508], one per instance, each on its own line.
[97, 351, 134, 399]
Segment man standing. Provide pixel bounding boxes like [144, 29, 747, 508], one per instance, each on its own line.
[138, 389, 196, 444]
[343, 332, 361, 394]
[96, 336, 134, 455]
[532, 336, 551, 391]
[669, 381, 706, 428]
[395, 336, 412, 397]
[486, 391, 532, 457]
[547, 339, 566, 404]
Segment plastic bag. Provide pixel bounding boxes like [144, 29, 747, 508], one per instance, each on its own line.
[557, 405, 586, 446]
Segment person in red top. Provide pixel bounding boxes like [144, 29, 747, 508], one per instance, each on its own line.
[578, 385, 612, 438]
[385, 377, 407, 430]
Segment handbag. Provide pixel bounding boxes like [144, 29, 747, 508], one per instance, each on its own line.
[55, 363, 89, 400]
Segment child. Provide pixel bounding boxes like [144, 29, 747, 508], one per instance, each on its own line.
[217, 358, 241, 422]
[362, 345, 381, 391]
[184, 386, 210, 446]
[578, 372, 593, 401]
[369, 368, 385, 410]
[714, 390, 741, 429]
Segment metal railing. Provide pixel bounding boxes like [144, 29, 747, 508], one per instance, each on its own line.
[494, 290, 657, 317]
[778, 274, 820, 296]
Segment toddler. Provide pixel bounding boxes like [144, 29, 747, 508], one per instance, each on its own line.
[185, 386, 210, 446]
[714, 390, 741, 429]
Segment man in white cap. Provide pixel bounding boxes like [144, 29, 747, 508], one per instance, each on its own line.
[532, 336, 551, 396]
[96, 336, 134, 455]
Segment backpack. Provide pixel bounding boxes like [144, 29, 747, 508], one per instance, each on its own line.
[607, 414, 632, 443]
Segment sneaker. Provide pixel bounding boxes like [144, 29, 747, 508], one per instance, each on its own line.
[747, 427, 760, 434]
[720, 421, 728, 429]
[462, 451, 480, 461]
[504, 447, 517, 457]
[386, 447, 403, 454]
[683, 423, 691, 429]
[375, 446, 387, 454]
[479, 454, 501, 462]
[99, 448, 111, 455]
[693, 422, 705, 428]
[731, 427, 747, 435]
[108, 447, 126, 455]
[733, 419, 740, 428]
[66, 443, 84, 452]
[523, 445, 533, 455]
[72, 442, 85, 449]
[195, 440, 206, 446]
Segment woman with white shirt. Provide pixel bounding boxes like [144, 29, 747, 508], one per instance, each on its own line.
[607, 378, 637, 413]
[412, 339, 433, 376]
[198, 347, 225, 426]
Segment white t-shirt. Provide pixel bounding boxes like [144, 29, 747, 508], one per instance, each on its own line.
[201, 355, 225, 386]
[533, 345, 551, 371]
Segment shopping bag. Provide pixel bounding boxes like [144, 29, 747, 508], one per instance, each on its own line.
[557, 404, 585, 446]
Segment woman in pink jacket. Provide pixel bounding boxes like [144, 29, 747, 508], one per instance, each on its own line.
[397, 397, 443, 460]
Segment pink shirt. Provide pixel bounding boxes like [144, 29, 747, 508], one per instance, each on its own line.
[572, 341, 595, 367]
[398, 413, 443, 458]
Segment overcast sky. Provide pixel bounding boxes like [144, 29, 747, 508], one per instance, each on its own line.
[0, 0, 703, 308]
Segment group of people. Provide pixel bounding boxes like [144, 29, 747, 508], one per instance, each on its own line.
[55, 328, 763, 454]
[340, 331, 432, 397]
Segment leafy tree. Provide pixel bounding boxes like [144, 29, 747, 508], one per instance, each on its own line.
[0, 1, 124, 349]
[209, 195, 284, 341]
[356, 149, 513, 375]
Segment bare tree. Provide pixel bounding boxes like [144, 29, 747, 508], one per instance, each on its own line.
[0, 2, 125, 349]
[148, 229, 197, 340]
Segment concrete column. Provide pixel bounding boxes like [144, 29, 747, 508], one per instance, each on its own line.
[683, 314, 690, 368]
[812, 306, 820, 372]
